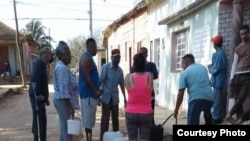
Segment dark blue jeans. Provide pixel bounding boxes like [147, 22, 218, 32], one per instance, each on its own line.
[29, 95, 47, 141]
[188, 99, 213, 125]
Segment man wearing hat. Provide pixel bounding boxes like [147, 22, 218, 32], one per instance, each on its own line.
[99, 49, 127, 141]
[208, 34, 227, 124]
[29, 46, 54, 141]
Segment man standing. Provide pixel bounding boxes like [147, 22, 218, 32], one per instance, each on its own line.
[78, 38, 101, 141]
[174, 54, 213, 125]
[208, 34, 228, 124]
[226, 25, 250, 123]
[130, 47, 158, 125]
[29, 47, 53, 141]
[99, 49, 127, 141]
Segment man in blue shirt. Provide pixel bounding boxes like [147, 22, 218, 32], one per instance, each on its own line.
[174, 54, 213, 125]
[99, 49, 127, 141]
[208, 34, 228, 124]
[78, 38, 101, 141]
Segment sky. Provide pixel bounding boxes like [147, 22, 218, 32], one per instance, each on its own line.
[0, 0, 136, 43]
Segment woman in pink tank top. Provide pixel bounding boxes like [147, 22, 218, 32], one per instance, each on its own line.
[124, 53, 154, 141]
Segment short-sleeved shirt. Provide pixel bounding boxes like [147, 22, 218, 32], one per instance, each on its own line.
[179, 63, 213, 103]
[100, 62, 124, 105]
[53, 61, 80, 109]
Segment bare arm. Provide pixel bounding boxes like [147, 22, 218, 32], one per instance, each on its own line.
[120, 84, 127, 106]
[119, 70, 127, 102]
[174, 89, 185, 118]
[81, 55, 100, 97]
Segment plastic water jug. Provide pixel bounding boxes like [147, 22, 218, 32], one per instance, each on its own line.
[103, 131, 123, 141]
[67, 118, 81, 135]
[113, 136, 129, 141]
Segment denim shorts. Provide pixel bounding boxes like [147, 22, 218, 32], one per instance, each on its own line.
[125, 112, 153, 140]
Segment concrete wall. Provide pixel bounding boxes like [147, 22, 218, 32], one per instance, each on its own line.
[147, 0, 167, 103]
[158, 0, 219, 111]
[107, 10, 148, 76]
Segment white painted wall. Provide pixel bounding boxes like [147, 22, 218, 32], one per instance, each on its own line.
[157, 0, 219, 111]
[147, 0, 169, 108]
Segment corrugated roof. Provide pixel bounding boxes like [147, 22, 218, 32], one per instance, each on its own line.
[0, 21, 16, 40]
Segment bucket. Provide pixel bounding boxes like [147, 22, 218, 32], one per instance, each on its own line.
[67, 118, 81, 135]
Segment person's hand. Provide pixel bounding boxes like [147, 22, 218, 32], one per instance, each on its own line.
[97, 98, 102, 107]
[174, 109, 178, 118]
[95, 90, 102, 97]
[45, 100, 50, 106]
[70, 107, 75, 118]
[36, 95, 44, 101]
[124, 100, 127, 108]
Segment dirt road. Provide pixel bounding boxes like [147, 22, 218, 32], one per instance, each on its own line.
[0, 87, 58, 141]
[0, 85, 127, 141]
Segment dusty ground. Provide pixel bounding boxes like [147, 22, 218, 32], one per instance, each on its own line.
[0, 84, 188, 141]
[0, 86, 128, 141]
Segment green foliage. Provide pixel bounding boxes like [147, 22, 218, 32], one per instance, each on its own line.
[21, 18, 54, 50]
[67, 34, 87, 68]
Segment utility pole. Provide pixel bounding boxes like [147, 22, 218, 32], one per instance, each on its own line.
[13, 0, 26, 87]
[89, 0, 93, 37]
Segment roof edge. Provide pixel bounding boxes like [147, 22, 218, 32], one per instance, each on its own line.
[158, 0, 212, 25]
[102, 0, 148, 47]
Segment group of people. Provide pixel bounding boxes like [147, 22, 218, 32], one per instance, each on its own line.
[174, 24, 250, 125]
[28, 37, 158, 141]
[28, 24, 250, 141]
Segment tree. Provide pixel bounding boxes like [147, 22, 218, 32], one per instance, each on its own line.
[67, 28, 104, 68]
[67, 34, 87, 68]
[21, 19, 54, 49]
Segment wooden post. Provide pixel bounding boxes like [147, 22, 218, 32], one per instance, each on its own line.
[13, 0, 26, 87]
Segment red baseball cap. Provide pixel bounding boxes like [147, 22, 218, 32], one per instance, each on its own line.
[211, 34, 223, 45]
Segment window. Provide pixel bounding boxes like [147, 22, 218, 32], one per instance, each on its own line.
[171, 29, 189, 72]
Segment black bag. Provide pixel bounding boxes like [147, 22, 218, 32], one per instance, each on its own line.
[150, 113, 177, 141]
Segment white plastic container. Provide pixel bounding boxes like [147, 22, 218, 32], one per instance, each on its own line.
[113, 137, 129, 141]
[103, 131, 124, 141]
[67, 118, 81, 135]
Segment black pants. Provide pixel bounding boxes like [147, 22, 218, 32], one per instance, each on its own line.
[29, 95, 47, 141]
[151, 99, 155, 125]
[230, 73, 250, 119]
[100, 99, 119, 141]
